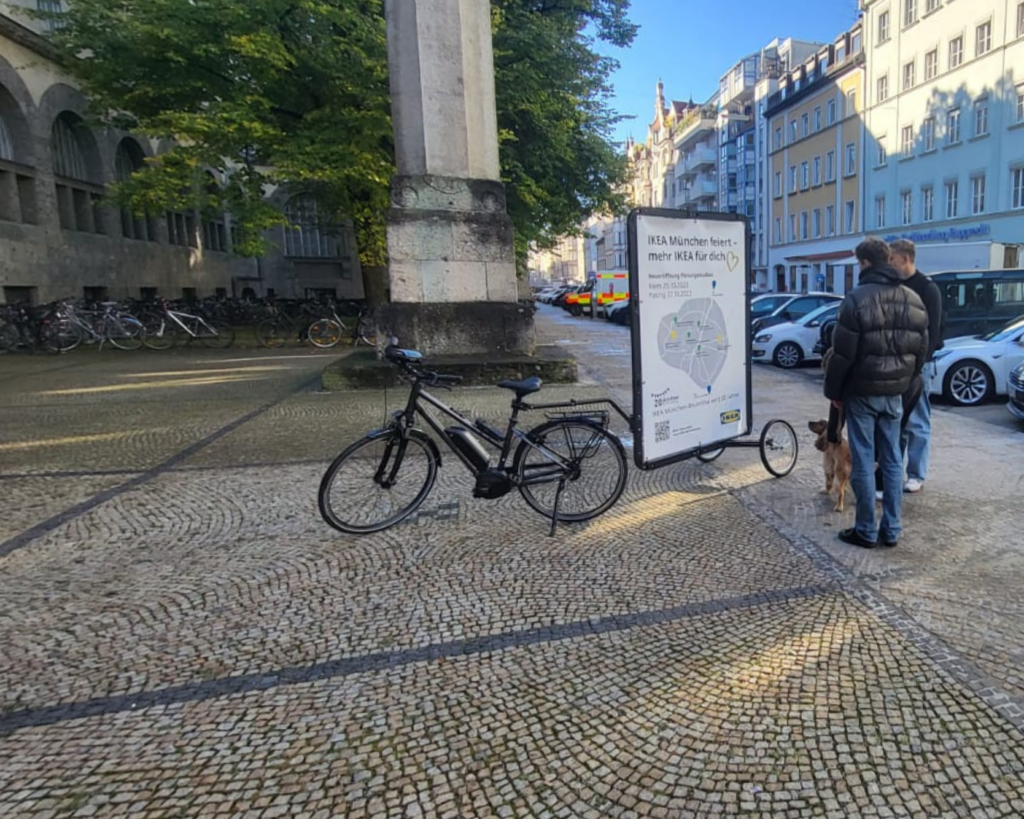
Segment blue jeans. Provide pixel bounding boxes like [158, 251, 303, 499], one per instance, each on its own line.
[845, 393, 903, 542]
[901, 364, 934, 481]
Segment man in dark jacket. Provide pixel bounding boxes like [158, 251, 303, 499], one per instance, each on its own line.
[824, 238, 929, 549]
[889, 239, 942, 493]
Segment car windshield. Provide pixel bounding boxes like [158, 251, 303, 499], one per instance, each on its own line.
[799, 302, 839, 325]
[752, 296, 788, 316]
[980, 316, 1024, 343]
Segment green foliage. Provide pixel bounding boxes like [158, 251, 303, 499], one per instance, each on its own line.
[493, 0, 636, 266]
[51, 0, 392, 263]
[50, 0, 634, 271]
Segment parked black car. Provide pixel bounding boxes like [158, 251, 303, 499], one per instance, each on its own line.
[1007, 359, 1024, 423]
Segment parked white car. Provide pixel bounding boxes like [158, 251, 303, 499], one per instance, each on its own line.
[752, 302, 841, 369]
[931, 315, 1024, 406]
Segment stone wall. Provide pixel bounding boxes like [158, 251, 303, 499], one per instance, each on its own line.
[0, 18, 362, 305]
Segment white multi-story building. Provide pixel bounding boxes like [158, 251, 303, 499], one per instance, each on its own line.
[671, 99, 720, 212]
[860, 0, 1024, 271]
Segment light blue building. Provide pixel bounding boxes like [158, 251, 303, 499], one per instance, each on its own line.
[860, 0, 1024, 271]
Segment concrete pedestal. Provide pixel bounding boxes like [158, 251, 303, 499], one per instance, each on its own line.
[382, 173, 534, 356]
[382, 0, 534, 358]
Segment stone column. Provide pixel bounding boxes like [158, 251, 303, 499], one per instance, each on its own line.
[380, 0, 533, 357]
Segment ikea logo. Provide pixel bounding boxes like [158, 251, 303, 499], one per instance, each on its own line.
[720, 410, 741, 425]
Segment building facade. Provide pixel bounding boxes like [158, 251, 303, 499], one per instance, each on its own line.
[0, 2, 363, 304]
[670, 101, 720, 213]
[753, 38, 830, 285]
[626, 82, 698, 210]
[766, 23, 867, 295]
[528, 234, 587, 285]
[859, 0, 1024, 272]
[628, 41, 824, 290]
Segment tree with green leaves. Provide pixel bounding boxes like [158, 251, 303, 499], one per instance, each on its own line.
[493, 0, 636, 264]
[48, 0, 635, 271]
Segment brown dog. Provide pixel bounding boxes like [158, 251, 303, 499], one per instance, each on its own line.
[808, 419, 852, 512]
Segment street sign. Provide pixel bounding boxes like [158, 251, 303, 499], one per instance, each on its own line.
[628, 209, 752, 470]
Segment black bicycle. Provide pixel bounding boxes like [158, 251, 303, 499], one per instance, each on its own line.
[318, 345, 629, 535]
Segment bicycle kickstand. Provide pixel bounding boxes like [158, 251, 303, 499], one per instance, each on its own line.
[549, 476, 566, 538]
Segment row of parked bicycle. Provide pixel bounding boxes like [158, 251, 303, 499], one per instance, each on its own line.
[0, 296, 376, 354]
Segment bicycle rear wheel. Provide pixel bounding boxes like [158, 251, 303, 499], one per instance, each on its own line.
[515, 419, 627, 523]
[308, 318, 344, 349]
[106, 316, 145, 350]
[355, 316, 378, 347]
[199, 319, 235, 349]
[44, 318, 83, 353]
[319, 429, 438, 534]
[760, 419, 798, 477]
[141, 313, 177, 350]
[255, 318, 289, 348]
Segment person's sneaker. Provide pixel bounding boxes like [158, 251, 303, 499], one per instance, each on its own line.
[838, 528, 878, 549]
[904, 478, 923, 493]
[880, 533, 899, 547]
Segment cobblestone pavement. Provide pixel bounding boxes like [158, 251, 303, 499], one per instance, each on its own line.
[1, 313, 1024, 817]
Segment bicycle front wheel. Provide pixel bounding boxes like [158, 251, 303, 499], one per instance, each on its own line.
[319, 429, 438, 534]
[515, 419, 627, 523]
[308, 318, 344, 348]
[141, 314, 177, 350]
[199, 319, 235, 349]
[106, 316, 145, 350]
[760, 419, 798, 477]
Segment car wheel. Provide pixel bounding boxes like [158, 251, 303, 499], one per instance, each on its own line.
[773, 342, 803, 369]
[944, 360, 993, 406]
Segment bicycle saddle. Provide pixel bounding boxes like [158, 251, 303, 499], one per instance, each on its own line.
[385, 346, 423, 362]
[497, 376, 542, 398]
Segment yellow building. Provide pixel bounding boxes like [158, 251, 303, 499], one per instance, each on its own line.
[766, 23, 866, 295]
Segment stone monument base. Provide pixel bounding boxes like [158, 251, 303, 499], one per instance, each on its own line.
[322, 344, 576, 391]
[375, 301, 535, 358]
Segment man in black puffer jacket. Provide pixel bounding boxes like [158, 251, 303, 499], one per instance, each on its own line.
[824, 237, 928, 549]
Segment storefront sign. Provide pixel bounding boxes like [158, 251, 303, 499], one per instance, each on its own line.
[883, 224, 991, 244]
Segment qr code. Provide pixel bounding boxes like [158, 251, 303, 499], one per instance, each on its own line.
[655, 421, 670, 443]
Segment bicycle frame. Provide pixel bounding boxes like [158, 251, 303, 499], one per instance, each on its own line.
[165, 308, 216, 338]
[392, 379, 582, 482]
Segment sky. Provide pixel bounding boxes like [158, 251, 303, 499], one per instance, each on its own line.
[601, 0, 864, 145]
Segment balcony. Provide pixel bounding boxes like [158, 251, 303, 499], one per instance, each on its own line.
[672, 111, 718, 151]
[682, 178, 718, 204]
[683, 148, 717, 175]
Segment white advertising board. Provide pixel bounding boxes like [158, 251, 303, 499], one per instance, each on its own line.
[628, 210, 752, 469]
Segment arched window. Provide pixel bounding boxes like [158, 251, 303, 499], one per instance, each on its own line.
[0, 88, 35, 224]
[115, 138, 157, 241]
[51, 115, 89, 180]
[200, 172, 227, 252]
[284, 194, 339, 258]
[0, 113, 13, 161]
[51, 112, 104, 234]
